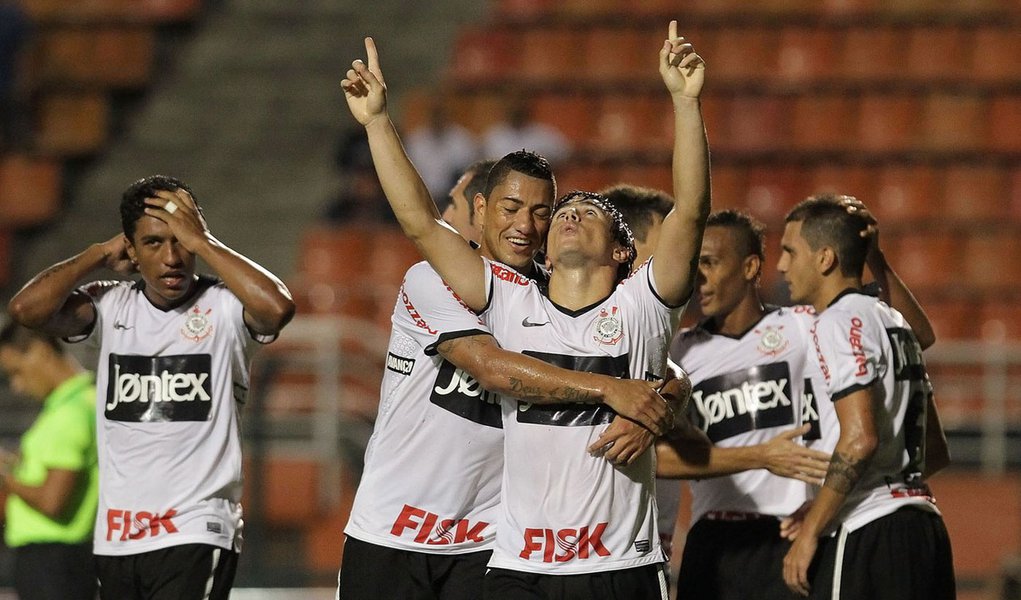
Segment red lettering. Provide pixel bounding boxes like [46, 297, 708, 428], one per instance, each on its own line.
[426, 519, 457, 545]
[105, 508, 179, 542]
[519, 523, 612, 563]
[391, 504, 490, 545]
[401, 290, 438, 335]
[490, 264, 529, 286]
[455, 519, 488, 544]
[848, 317, 869, 376]
[520, 528, 544, 559]
[413, 511, 438, 543]
[390, 504, 426, 537]
[578, 523, 611, 558]
[555, 528, 577, 562]
[106, 509, 123, 542]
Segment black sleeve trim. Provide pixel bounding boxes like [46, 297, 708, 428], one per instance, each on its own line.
[62, 290, 98, 344]
[647, 257, 691, 309]
[424, 328, 491, 356]
[830, 377, 878, 402]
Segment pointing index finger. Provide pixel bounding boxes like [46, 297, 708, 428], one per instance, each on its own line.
[365, 36, 383, 81]
[668, 19, 677, 40]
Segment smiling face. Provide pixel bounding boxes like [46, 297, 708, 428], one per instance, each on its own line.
[478, 171, 555, 271]
[697, 226, 759, 319]
[777, 219, 821, 306]
[126, 215, 197, 309]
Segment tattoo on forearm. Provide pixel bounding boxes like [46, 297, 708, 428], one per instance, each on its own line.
[508, 378, 593, 403]
[36, 255, 79, 282]
[823, 450, 870, 495]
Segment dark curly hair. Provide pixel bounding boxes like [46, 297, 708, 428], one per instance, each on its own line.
[120, 175, 195, 241]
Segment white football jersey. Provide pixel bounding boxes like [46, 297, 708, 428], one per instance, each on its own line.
[481, 258, 681, 575]
[811, 291, 938, 533]
[75, 277, 271, 556]
[345, 262, 504, 553]
[670, 306, 827, 523]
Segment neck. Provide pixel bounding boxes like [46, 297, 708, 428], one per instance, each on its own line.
[548, 263, 617, 310]
[813, 275, 862, 313]
[713, 291, 765, 336]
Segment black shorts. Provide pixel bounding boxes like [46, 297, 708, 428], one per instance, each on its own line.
[484, 564, 667, 600]
[337, 535, 491, 600]
[95, 543, 238, 600]
[810, 507, 956, 600]
[14, 541, 97, 600]
[676, 517, 800, 600]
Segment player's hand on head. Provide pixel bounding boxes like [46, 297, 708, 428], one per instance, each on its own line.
[100, 233, 136, 275]
[660, 20, 705, 99]
[588, 417, 655, 468]
[341, 36, 388, 126]
[143, 189, 210, 253]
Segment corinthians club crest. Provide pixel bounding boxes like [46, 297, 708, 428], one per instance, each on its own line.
[593, 306, 624, 345]
[181, 305, 214, 342]
[755, 324, 789, 357]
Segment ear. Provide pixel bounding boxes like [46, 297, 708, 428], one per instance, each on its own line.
[743, 254, 762, 282]
[611, 244, 630, 265]
[125, 236, 138, 264]
[817, 246, 838, 275]
[472, 193, 486, 225]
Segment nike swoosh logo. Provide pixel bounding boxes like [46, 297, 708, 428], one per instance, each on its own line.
[113, 322, 134, 330]
[521, 317, 549, 328]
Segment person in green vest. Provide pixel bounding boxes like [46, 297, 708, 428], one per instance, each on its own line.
[0, 319, 98, 600]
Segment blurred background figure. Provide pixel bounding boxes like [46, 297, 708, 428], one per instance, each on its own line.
[404, 95, 479, 201]
[323, 129, 395, 225]
[482, 93, 570, 164]
[0, 319, 98, 600]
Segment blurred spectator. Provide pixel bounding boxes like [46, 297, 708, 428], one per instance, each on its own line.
[0, 319, 98, 600]
[0, 0, 31, 151]
[404, 97, 478, 201]
[482, 94, 571, 164]
[323, 129, 395, 224]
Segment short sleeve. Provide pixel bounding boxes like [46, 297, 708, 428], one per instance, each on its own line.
[32, 395, 96, 471]
[813, 308, 882, 402]
[397, 262, 491, 356]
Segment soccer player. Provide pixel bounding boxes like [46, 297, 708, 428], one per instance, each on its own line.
[7, 175, 295, 599]
[0, 321, 98, 600]
[343, 21, 708, 597]
[337, 151, 675, 600]
[778, 194, 954, 599]
[439, 158, 495, 245]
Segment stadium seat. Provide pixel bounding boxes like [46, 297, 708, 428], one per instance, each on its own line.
[518, 28, 581, 83]
[942, 165, 1009, 224]
[744, 165, 810, 225]
[906, 27, 970, 84]
[808, 165, 874, 203]
[706, 28, 779, 85]
[35, 91, 110, 155]
[726, 96, 791, 153]
[242, 457, 320, 527]
[821, 0, 880, 18]
[989, 95, 1021, 153]
[34, 28, 155, 88]
[494, 0, 556, 20]
[921, 298, 972, 340]
[979, 300, 1021, 341]
[447, 91, 507, 135]
[856, 94, 921, 153]
[556, 162, 617, 194]
[557, 0, 620, 18]
[973, 27, 1021, 84]
[708, 164, 748, 212]
[448, 28, 519, 83]
[581, 27, 645, 83]
[612, 163, 672, 194]
[918, 93, 987, 152]
[0, 154, 62, 227]
[791, 96, 856, 151]
[873, 165, 940, 225]
[840, 27, 905, 83]
[962, 231, 1021, 291]
[884, 232, 962, 291]
[136, 0, 203, 22]
[592, 95, 659, 153]
[777, 27, 838, 84]
[529, 93, 596, 148]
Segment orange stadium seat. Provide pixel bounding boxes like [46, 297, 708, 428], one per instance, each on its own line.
[35, 91, 110, 155]
[529, 93, 596, 148]
[581, 27, 645, 83]
[744, 165, 810, 225]
[449, 28, 519, 83]
[791, 96, 857, 151]
[979, 300, 1021, 341]
[777, 28, 839, 84]
[856, 94, 921, 153]
[494, 0, 556, 20]
[841, 27, 905, 83]
[884, 232, 962, 291]
[873, 165, 940, 225]
[242, 457, 320, 527]
[705, 28, 780, 85]
[556, 162, 616, 194]
[808, 165, 875, 203]
[136, 0, 203, 22]
[557, 0, 620, 18]
[34, 28, 153, 87]
[708, 165, 748, 212]
[591, 95, 664, 153]
[919, 93, 987, 152]
[963, 232, 1021, 291]
[989, 95, 1021, 153]
[921, 298, 972, 341]
[820, 0, 880, 16]
[612, 164, 672, 194]
[699, 92, 731, 151]
[446, 91, 507, 136]
[0, 154, 62, 227]
[941, 165, 1009, 224]
[973, 27, 1021, 84]
[518, 29, 581, 83]
[906, 27, 971, 84]
[725, 96, 791, 153]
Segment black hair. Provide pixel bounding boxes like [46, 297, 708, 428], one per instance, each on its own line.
[462, 159, 497, 225]
[484, 150, 555, 200]
[599, 184, 673, 243]
[0, 319, 63, 354]
[553, 190, 636, 282]
[785, 194, 870, 278]
[120, 175, 195, 242]
[706, 209, 766, 262]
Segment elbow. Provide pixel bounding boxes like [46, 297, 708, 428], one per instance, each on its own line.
[7, 295, 44, 329]
[846, 431, 879, 462]
[917, 330, 936, 351]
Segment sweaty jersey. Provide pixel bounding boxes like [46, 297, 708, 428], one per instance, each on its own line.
[481, 258, 681, 575]
[344, 261, 504, 554]
[812, 290, 939, 533]
[75, 277, 271, 556]
[670, 306, 827, 523]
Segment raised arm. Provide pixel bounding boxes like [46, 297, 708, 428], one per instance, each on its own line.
[437, 334, 673, 435]
[652, 20, 711, 306]
[7, 234, 133, 338]
[142, 189, 295, 335]
[341, 37, 487, 310]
